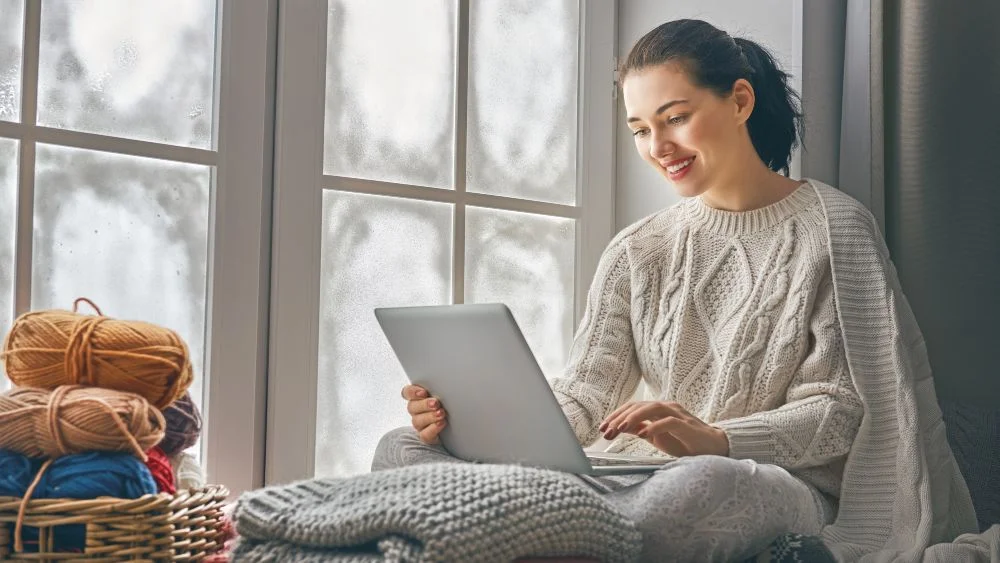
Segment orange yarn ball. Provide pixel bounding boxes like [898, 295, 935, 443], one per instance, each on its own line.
[1, 301, 193, 409]
[0, 385, 166, 460]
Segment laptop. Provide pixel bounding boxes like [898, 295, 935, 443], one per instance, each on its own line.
[374, 303, 669, 475]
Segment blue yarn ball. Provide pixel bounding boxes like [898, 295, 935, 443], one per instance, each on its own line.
[0, 450, 37, 496]
[0, 449, 157, 552]
[38, 451, 157, 499]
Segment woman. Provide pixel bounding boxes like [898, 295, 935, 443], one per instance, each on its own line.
[374, 19, 981, 563]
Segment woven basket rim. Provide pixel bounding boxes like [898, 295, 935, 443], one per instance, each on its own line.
[0, 484, 229, 509]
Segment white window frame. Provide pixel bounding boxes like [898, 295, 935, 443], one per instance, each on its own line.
[0, 0, 276, 500]
[266, 0, 618, 486]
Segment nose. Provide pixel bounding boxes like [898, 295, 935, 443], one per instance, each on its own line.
[649, 131, 676, 161]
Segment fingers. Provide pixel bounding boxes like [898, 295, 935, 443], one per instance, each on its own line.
[418, 419, 447, 444]
[599, 401, 639, 433]
[406, 394, 442, 415]
[621, 402, 685, 433]
[637, 416, 684, 439]
[638, 419, 688, 454]
[401, 385, 429, 401]
[601, 402, 645, 440]
[411, 409, 447, 432]
[601, 401, 689, 440]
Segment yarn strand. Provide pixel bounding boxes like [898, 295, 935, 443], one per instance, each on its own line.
[14, 458, 54, 553]
[73, 297, 103, 316]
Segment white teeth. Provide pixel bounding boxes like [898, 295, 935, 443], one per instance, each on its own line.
[667, 157, 694, 174]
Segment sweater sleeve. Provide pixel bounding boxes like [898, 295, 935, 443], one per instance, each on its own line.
[550, 237, 643, 447]
[714, 273, 863, 470]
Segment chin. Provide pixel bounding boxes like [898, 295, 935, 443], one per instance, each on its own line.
[663, 174, 707, 199]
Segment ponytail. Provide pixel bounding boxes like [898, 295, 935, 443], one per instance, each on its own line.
[733, 38, 803, 175]
[621, 20, 803, 175]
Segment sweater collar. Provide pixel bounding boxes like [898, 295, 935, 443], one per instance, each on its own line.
[687, 182, 817, 236]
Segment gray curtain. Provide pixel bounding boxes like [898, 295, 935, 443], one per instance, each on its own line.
[800, 0, 1000, 532]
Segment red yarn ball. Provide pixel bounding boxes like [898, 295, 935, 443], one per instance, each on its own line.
[145, 446, 176, 494]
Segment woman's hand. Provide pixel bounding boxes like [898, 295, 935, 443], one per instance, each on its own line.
[599, 401, 730, 457]
[402, 384, 448, 444]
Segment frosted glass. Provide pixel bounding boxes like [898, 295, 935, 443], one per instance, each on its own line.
[467, 0, 579, 205]
[315, 191, 452, 477]
[465, 207, 575, 379]
[37, 0, 217, 148]
[0, 138, 16, 393]
[32, 144, 210, 415]
[324, 0, 455, 188]
[0, 0, 23, 121]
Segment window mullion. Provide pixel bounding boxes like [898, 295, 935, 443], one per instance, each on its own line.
[452, 0, 470, 306]
[14, 0, 42, 316]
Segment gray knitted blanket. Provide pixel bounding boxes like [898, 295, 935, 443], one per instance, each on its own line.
[231, 462, 642, 562]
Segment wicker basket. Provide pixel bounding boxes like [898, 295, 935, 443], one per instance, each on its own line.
[0, 485, 229, 562]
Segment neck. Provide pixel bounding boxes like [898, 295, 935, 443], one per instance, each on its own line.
[700, 151, 801, 212]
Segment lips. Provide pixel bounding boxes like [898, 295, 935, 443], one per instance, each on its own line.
[662, 156, 695, 180]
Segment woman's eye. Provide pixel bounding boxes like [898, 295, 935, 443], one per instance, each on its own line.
[632, 128, 649, 138]
[668, 115, 688, 125]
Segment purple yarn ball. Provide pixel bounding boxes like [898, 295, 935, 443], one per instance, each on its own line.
[159, 392, 202, 456]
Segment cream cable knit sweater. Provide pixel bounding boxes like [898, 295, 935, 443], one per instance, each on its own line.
[552, 183, 862, 498]
[553, 179, 999, 561]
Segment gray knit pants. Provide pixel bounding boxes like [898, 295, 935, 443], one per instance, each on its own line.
[372, 427, 835, 563]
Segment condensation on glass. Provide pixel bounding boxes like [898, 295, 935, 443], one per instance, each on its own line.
[36, 0, 216, 148]
[31, 144, 211, 412]
[467, 0, 580, 205]
[0, 138, 16, 392]
[315, 191, 452, 477]
[324, 0, 456, 188]
[465, 207, 575, 379]
[0, 0, 24, 122]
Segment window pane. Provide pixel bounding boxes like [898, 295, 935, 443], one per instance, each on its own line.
[316, 191, 451, 477]
[0, 138, 16, 392]
[0, 0, 23, 121]
[465, 207, 574, 379]
[32, 144, 210, 413]
[324, 0, 455, 189]
[467, 0, 579, 205]
[37, 0, 217, 148]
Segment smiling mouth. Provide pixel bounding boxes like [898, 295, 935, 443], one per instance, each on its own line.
[665, 157, 694, 174]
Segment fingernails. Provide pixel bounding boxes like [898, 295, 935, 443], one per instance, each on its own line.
[598, 423, 607, 432]
[428, 399, 438, 408]
[617, 422, 628, 431]
[437, 421, 446, 428]
[417, 389, 427, 398]
[435, 410, 444, 419]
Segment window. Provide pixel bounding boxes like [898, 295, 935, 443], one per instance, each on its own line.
[0, 1, 217, 415]
[0, 1, 274, 497]
[0, 0, 613, 495]
[313, 0, 579, 477]
[267, 0, 615, 484]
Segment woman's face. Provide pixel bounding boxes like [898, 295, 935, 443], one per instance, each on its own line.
[622, 63, 748, 198]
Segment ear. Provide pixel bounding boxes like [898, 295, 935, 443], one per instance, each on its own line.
[731, 79, 755, 126]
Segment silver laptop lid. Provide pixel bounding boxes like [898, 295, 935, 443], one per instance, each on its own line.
[374, 303, 592, 474]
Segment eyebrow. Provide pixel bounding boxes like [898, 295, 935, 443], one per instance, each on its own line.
[626, 99, 689, 123]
